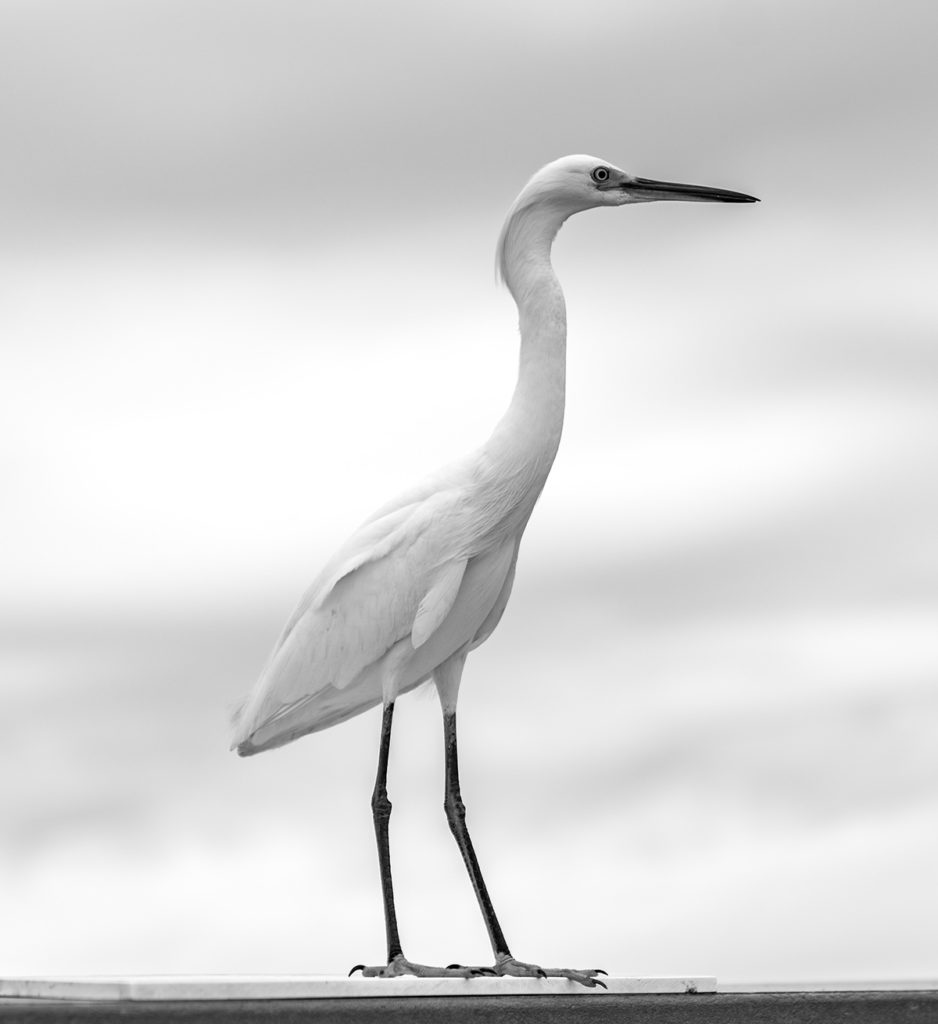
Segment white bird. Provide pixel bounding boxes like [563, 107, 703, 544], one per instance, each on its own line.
[232, 155, 757, 986]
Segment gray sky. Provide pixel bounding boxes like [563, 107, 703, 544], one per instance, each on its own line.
[2, 0, 935, 234]
[2, 0, 937, 984]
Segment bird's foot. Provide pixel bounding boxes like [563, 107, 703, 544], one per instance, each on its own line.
[349, 955, 491, 979]
[493, 953, 607, 989]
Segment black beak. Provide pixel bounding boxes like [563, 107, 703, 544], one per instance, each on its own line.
[624, 177, 759, 203]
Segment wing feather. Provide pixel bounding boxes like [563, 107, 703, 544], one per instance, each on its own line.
[232, 488, 469, 746]
[411, 558, 468, 649]
[311, 504, 420, 610]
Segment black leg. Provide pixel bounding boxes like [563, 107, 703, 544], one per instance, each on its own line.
[351, 701, 604, 987]
[372, 701, 403, 963]
[442, 709, 512, 959]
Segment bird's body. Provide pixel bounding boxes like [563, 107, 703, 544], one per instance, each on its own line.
[233, 451, 535, 752]
[232, 168, 569, 754]
[232, 155, 757, 983]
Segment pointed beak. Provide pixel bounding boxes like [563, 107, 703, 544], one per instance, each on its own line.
[623, 177, 759, 204]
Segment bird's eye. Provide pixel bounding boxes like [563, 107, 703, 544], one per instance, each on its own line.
[591, 167, 611, 184]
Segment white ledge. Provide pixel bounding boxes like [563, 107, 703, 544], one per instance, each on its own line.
[720, 979, 938, 993]
[0, 974, 715, 1001]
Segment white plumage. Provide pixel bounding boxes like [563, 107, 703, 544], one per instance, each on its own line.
[230, 154, 756, 983]
[233, 440, 534, 752]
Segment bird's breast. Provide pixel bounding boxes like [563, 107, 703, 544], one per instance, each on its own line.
[395, 534, 518, 687]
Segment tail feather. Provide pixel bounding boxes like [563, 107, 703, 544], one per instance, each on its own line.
[232, 666, 434, 756]
[233, 670, 382, 756]
[235, 689, 380, 756]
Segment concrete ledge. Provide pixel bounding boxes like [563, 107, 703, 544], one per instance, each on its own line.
[0, 976, 712, 1000]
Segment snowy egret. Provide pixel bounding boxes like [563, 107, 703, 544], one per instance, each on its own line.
[232, 155, 757, 985]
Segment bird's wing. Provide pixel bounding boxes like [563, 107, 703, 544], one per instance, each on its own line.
[270, 500, 421, 654]
[232, 484, 479, 746]
[269, 460, 468, 653]
[411, 557, 468, 648]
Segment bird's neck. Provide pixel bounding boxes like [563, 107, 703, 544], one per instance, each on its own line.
[490, 203, 569, 472]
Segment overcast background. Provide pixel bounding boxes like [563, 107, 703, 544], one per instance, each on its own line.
[2, 0, 937, 985]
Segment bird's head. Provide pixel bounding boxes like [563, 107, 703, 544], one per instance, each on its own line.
[516, 154, 759, 213]
[496, 154, 757, 288]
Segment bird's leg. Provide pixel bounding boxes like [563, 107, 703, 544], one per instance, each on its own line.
[442, 709, 512, 958]
[442, 709, 606, 989]
[349, 701, 482, 980]
[372, 700, 402, 965]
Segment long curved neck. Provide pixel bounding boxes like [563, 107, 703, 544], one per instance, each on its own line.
[490, 202, 569, 471]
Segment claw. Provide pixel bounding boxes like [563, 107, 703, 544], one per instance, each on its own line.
[471, 967, 497, 976]
[351, 956, 489, 979]
[595, 969, 608, 976]
[594, 978, 608, 990]
[536, 968, 547, 979]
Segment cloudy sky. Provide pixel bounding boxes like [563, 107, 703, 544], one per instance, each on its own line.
[2, 0, 937, 984]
